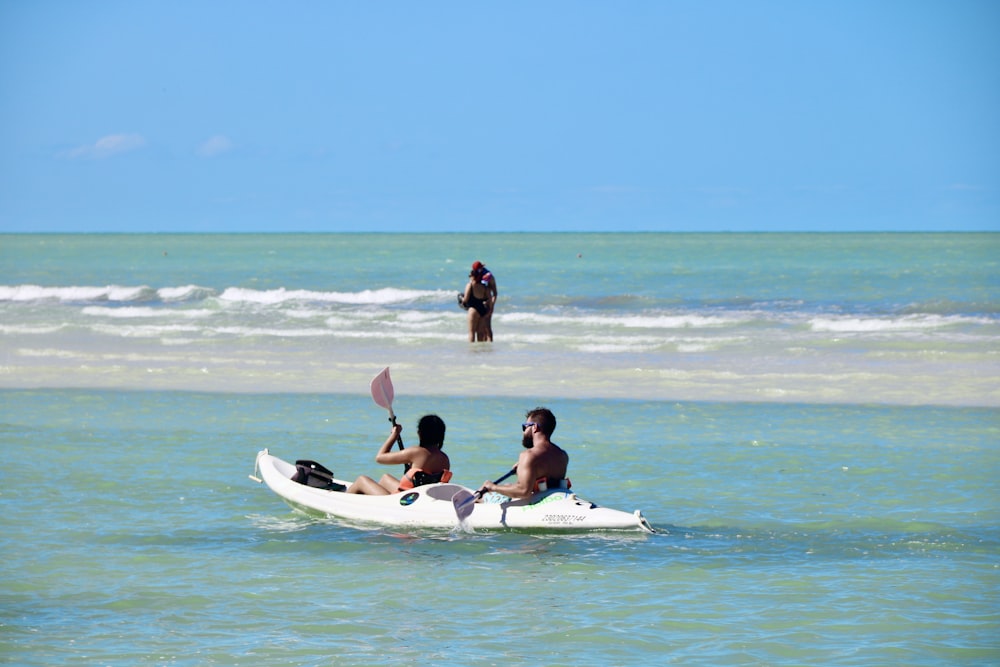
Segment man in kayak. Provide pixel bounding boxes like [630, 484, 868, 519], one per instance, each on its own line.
[480, 407, 569, 500]
[347, 415, 452, 495]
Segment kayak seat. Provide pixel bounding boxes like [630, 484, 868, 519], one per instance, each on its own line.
[292, 460, 347, 492]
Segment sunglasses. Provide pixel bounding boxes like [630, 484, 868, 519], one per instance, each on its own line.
[522, 422, 537, 430]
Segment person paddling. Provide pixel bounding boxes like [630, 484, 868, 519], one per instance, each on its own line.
[480, 407, 569, 500]
[347, 415, 451, 495]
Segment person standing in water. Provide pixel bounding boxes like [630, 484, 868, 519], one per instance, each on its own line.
[474, 261, 498, 341]
[459, 260, 497, 342]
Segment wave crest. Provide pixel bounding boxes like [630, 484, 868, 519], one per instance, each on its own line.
[0, 284, 157, 302]
[217, 286, 451, 305]
[808, 314, 969, 333]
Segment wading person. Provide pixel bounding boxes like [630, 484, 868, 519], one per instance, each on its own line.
[472, 260, 497, 341]
[460, 266, 493, 342]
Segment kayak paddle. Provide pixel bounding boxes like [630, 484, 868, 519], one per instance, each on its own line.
[452, 467, 517, 524]
[370, 367, 404, 451]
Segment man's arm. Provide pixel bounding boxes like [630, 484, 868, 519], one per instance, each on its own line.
[485, 451, 536, 499]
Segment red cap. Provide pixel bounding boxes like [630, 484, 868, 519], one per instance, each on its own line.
[472, 261, 484, 271]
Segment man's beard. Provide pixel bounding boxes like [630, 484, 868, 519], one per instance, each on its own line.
[522, 432, 534, 449]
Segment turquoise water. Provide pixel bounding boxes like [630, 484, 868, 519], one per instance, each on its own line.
[1, 233, 998, 405]
[1, 233, 998, 665]
[1, 390, 997, 665]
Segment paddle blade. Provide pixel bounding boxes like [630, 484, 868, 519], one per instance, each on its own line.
[370, 367, 395, 411]
[452, 489, 476, 523]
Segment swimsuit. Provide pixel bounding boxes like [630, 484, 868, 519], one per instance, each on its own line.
[466, 293, 489, 316]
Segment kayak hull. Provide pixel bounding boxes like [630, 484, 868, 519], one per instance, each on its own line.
[252, 450, 654, 533]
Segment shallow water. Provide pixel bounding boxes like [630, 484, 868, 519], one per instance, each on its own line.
[2, 389, 996, 666]
[2, 233, 998, 405]
[2, 232, 997, 664]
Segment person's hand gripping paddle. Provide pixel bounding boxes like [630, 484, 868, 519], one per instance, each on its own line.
[451, 467, 517, 526]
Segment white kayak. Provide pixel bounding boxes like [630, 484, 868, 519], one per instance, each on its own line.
[251, 449, 654, 533]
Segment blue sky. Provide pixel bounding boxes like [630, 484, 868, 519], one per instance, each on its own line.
[1, 1, 997, 232]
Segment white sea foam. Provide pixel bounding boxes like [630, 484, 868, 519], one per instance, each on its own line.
[158, 285, 215, 301]
[577, 342, 664, 353]
[89, 323, 203, 338]
[501, 310, 744, 329]
[0, 324, 68, 334]
[1, 283, 453, 307]
[808, 314, 962, 333]
[81, 306, 216, 319]
[0, 284, 154, 302]
[618, 314, 742, 328]
[218, 286, 450, 305]
[211, 326, 337, 338]
[15, 348, 86, 359]
[286, 308, 333, 319]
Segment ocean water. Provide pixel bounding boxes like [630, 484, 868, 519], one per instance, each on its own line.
[1, 232, 997, 405]
[1, 233, 998, 666]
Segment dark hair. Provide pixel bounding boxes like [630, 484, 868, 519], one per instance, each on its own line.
[417, 414, 446, 448]
[525, 407, 556, 437]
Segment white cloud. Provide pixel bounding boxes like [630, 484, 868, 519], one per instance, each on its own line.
[197, 135, 234, 157]
[63, 133, 146, 159]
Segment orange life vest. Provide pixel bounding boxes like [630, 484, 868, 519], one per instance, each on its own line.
[398, 468, 453, 491]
